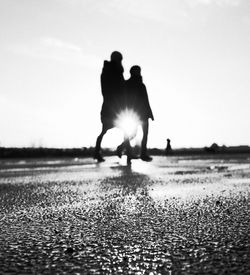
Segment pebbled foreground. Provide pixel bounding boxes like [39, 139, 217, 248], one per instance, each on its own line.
[0, 155, 250, 274]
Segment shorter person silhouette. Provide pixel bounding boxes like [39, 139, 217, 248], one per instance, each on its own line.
[117, 65, 154, 161]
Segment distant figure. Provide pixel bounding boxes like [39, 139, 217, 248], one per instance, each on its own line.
[94, 51, 125, 162]
[165, 138, 172, 155]
[117, 65, 154, 161]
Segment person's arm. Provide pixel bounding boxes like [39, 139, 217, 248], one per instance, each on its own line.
[143, 84, 154, 121]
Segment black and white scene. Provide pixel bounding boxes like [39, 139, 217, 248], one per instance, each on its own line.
[0, 0, 250, 274]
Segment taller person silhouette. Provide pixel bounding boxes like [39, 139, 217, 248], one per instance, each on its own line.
[94, 51, 125, 162]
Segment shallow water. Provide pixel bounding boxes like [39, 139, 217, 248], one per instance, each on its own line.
[0, 155, 249, 274]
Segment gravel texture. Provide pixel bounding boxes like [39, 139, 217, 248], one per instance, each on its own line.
[0, 155, 249, 274]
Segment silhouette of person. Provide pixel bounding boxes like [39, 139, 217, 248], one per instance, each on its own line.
[117, 65, 154, 161]
[165, 138, 172, 155]
[94, 51, 125, 162]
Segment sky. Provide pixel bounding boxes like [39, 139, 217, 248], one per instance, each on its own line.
[0, 0, 250, 149]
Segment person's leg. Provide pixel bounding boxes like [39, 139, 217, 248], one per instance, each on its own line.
[141, 120, 152, 161]
[141, 120, 148, 154]
[116, 135, 131, 158]
[123, 137, 135, 165]
[94, 123, 110, 162]
[116, 139, 125, 158]
[116, 128, 138, 159]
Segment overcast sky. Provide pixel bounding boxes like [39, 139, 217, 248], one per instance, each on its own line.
[0, 0, 250, 148]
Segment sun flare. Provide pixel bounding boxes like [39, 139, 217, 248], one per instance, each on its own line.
[115, 109, 141, 138]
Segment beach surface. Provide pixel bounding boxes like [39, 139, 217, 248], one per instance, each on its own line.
[0, 155, 249, 274]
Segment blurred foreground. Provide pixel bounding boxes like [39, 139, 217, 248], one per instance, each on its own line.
[0, 155, 249, 274]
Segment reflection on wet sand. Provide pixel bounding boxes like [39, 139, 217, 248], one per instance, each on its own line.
[0, 156, 249, 274]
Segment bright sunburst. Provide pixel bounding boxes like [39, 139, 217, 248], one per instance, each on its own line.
[115, 108, 141, 138]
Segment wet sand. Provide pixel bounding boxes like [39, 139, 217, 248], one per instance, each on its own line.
[0, 155, 249, 274]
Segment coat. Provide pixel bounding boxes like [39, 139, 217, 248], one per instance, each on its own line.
[124, 76, 154, 121]
[100, 60, 125, 125]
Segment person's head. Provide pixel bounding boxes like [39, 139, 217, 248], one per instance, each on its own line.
[111, 51, 123, 63]
[130, 65, 141, 77]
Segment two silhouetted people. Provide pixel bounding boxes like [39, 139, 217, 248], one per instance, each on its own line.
[94, 51, 154, 162]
